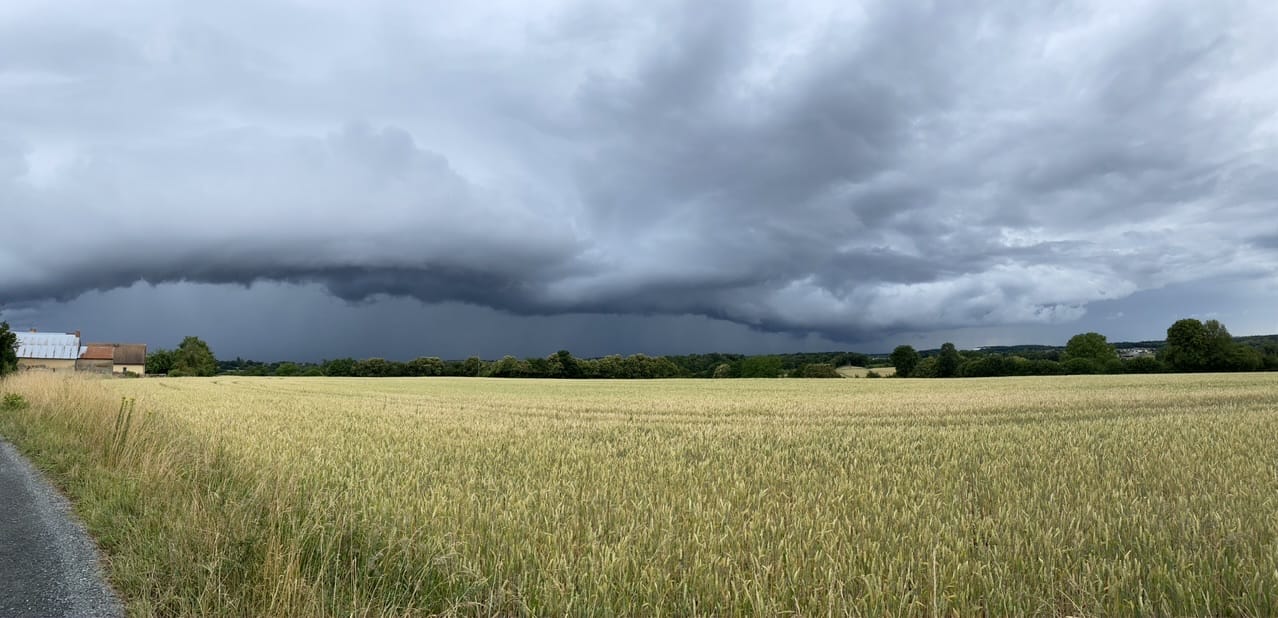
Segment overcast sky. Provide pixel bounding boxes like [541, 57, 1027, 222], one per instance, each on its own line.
[3, 1, 1276, 361]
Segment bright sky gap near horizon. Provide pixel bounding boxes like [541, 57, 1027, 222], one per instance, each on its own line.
[2, 1, 1277, 361]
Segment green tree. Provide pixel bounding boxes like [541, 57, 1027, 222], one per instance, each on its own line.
[1027, 359, 1064, 375]
[619, 354, 650, 378]
[958, 355, 1011, 378]
[1198, 321, 1262, 371]
[739, 355, 783, 378]
[355, 358, 394, 377]
[1162, 318, 1209, 371]
[646, 356, 682, 378]
[936, 343, 961, 378]
[406, 357, 445, 377]
[145, 348, 175, 375]
[593, 355, 623, 378]
[1261, 343, 1278, 371]
[1200, 319, 1261, 371]
[889, 345, 920, 377]
[712, 363, 733, 378]
[461, 356, 483, 377]
[489, 355, 525, 377]
[1123, 356, 1166, 374]
[274, 362, 300, 377]
[321, 358, 357, 377]
[1063, 332, 1117, 364]
[1203, 320, 1234, 364]
[1062, 357, 1099, 374]
[553, 350, 581, 378]
[170, 337, 217, 377]
[524, 357, 551, 378]
[911, 356, 940, 378]
[0, 322, 18, 377]
[840, 352, 871, 368]
[1223, 345, 1264, 372]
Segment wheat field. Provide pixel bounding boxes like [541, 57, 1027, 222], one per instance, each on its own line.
[2, 372, 1277, 616]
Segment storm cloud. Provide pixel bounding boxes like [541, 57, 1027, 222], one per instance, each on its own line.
[3, 0, 1277, 346]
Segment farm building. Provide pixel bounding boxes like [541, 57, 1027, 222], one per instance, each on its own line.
[15, 330, 82, 372]
[88, 342, 147, 375]
[1118, 347, 1156, 359]
[14, 330, 148, 375]
[76, 344, 116, 374]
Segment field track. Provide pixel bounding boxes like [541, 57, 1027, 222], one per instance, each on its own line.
[0, 440, 123, 617]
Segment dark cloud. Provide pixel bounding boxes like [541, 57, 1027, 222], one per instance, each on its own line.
[10, 282, 856, 361]
[3, 0, 1277, 349]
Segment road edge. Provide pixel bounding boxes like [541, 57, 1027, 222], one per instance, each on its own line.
[0, 439, 124, 618]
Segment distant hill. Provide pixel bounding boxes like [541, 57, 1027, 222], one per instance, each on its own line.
[906, 333, 1278, 358]
[1236, 334, 1278, 348]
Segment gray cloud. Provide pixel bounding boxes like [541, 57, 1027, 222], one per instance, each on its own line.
[11, 281, 856, 361]
[3, 0, 1277, 345]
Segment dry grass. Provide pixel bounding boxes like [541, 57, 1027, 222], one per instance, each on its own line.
[2, 372, 1278, 616]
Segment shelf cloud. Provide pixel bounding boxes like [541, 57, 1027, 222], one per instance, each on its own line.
[3, 0, 1277, 347]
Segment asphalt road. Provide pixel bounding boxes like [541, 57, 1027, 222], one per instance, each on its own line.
[0, 440, 122, 618]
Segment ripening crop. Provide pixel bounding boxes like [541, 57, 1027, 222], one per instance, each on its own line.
[3, 372, 1278, 616]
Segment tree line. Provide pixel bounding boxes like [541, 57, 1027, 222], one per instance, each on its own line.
[145, 336, 219, 377]
[888, 318, 1278, 378]
[212, 351, 868, 379]
[2, 324, 862, 380]
[10, 317, 1275, 381]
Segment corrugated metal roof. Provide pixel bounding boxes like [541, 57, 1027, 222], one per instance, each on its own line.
[16, 332, 83, 360]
